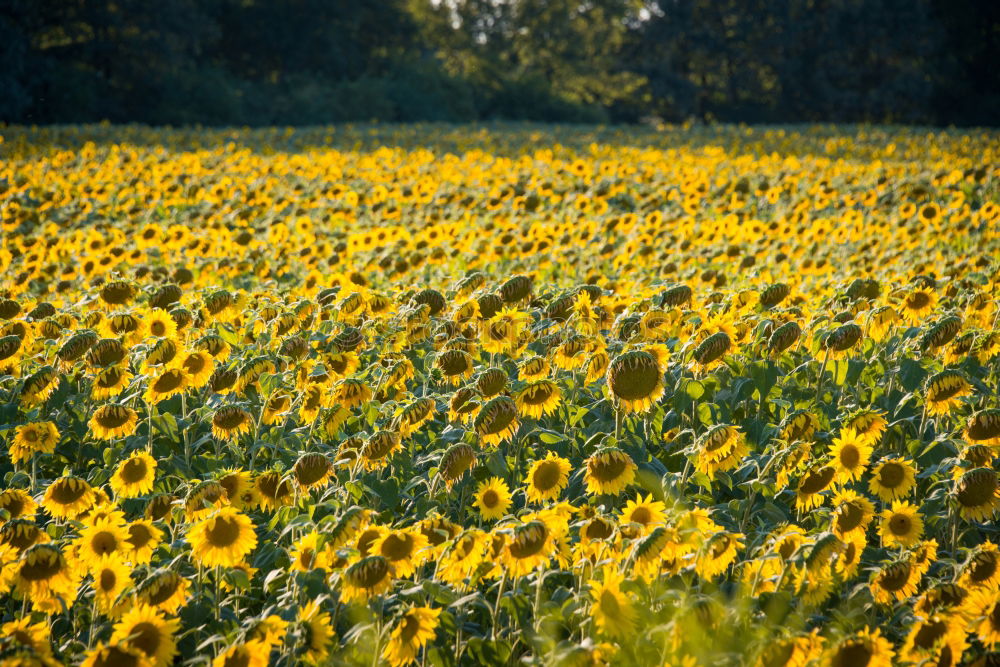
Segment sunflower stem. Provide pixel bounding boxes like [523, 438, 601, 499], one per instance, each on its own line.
[491, 572, 507, 640]
[814, 347, 830, 403]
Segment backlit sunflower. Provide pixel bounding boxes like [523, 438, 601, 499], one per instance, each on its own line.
[474, 395, 519, 446]
[143, 367, 188, 404]
[110, 452, 157, 498]
[81, 643, 154, 667]
[362, 430, 402, 471]
[961, 542, 1000, 589]
[212, 640, 269, 667]
[879, 501, 924, 548]
[293, 452, 332, 490]
[870, 559, 918, 605]
[13, 543, 81, 610]
[901, 288, 938, 323]
[795, 464, 837, 511]
[584, 447, 636, 495]
[618, 493, 666, 534]
[295, 601, 334, 665]
[188, 508, 257, 567]
[179, 349, 215, 388]
[0, 488, 38, 521]
[125, 519, 163, 564]
[382, 606, 440, 667]
[93, 366, 133, 399]
[340, 555, 394, 602]
[77, 517, 130, 568]
[954, 468, 1000, 521]
[588, 569, 635, 639]
[824, 627, 894, 667]
[211, 406, 252, 441]
[606, 349, 665, 414]
[370, 528, 429, 578]
[92, 555, 132, 614]
[868, 457, 917, 502]
[844, 408, 888, 445]
[899, 615, 966, 664]
[501, 510, 567, 577]
[525, 452, 572, 503]
[925, 370, 972, 417]
[473, 477, 512, 520]
[110, 604, 179, 667]
[965, 587, 1000, 647]
[9, 421, 59, 464]
[828, 428, 872, 482]
[695, 424, 749, 479]
[136, 570, 190, 615]
[830, 489, 875, 539]
[965, 409, 1000, 447]
[42, 475, 95, 519]
[90, 404, 140, 440]
[515, 379, 561, 418]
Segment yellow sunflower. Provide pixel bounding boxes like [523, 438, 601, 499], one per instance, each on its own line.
[584, 447, 636, 495]
[868, 457, 917, 502]
[41, 475, 95, 519]
[340, 555, 395, 603]
[828, 428, 872, 483]
[110, 452, 157, 498]
[187, 508, 258, 567]
[143, 367, 188, 404]
[525, 452, 572, 503]
[81, 642, 154, 667]
[369, 528, 429, 578]
[9, 421, 59, 465]
[382, 606, 440, 667]
[90, 404, 140, 440]
[618, 493, 666, 534]
[879, 501, 924, 548]
[212, 640, 270, 667]
[473, 477, 513, 520]
[588, 569, 635, 639]
[110, 604, 180, 667]
[606, 349, 665, 414]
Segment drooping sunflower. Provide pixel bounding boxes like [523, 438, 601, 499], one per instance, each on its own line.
[606, 349, 665, 414]
[965, 409, 1000, 447]
[473, 477, 512, 520]
[879, 501, 924, 548]
[830, 489, 875, 539]
[0, 488, 38, 521]
[92, 366, 133, 399]
[382, 606, 441, 667]
[370, 528, 429, 578]
[81, 642, 154, 667]
[41, 475, 95, 519]
[925, 370, 972, 417]
[9, 421, 59, 465]
[696, 531, 744, 579]
[519, 355, 550, 381]
[212, 406, 253, 441]
[340, 555, 394, 603]
[868, 457, 917, 502]
[254, 471, 293, 511]
[125, 519, 163, 564]
[828, 428, 872, 483]
[695, 424, 749, 479]
[110, 604, 180, 667]
[179, 349, 215, 389]
[954, 468, 1000, 521]
[525, 452, 572, 503]
[188, 508, 258, 567]
[844, 408, 888, 445]
[293, 452, 333, 490]
[211, 640, 269, 667]
[514, 379, 562, 418]
[588, 569, 635, 639]
[899, 615, 966, 664]
[136, 570, 190, 615]
[584, 447, 636, 495]
[961, 542, 1000, 589]
[110, 452, 157, 498]
[870, 559, 918, 605]
[143, 367, 188, 405]
[795, 464, 837, 511]
[474, 395, 520, 446]
[90, 404, 140, 440]
[823, 627, 894, 667]
[13, 543, 80, 609]
[965, 587, 1000, 647]
[901, 288, 938, 323]
[2, 614, 52, 658]
[501, 511, 567, 577]
[294, 601, 334, 665]
[361, 430, 402, 471]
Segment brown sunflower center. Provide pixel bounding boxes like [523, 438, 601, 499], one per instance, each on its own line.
[969, 552, 998, 583]
[798, 466, 835, 494]
[839, 445, 860, 469]
[152, 370, 184, 393]
[50, 479, 87, 504]
[96, 407, 132, 429]
[100, 568, 118, 592]
[889, 514, 912, 536]
[629, 506, 653, 525]
[19, 551, 63, 581]
[348, 556, 390, 588]
[600, 589, 622, 615]
[912, 620, 948, 650]
[957, 470, 998, 507]
[482, 489, 500, 508]
[145, 575, 181, 605]
[608, 353, 659, 401]
[836, 502, 865, 532]
[91, 530, 119, 555]
[206, 517, 242, 548]
[127, 621, 162, 657]
[878, 463, 905, 488]
[380, 533, 414, 561]
[127, 523, 153, 549]
[509, 522, 548, 559]
[223, 649, 252, 667]
[532, 461, 563, 491]
[400, 615, 422, 643]
[907, 292, 931, 309]
[94, 645, 145, 667]
[589, 454, 628, 482]
[294, 455, 331, 486]
[831, 640, 873, 667]
[121, 458, 149, 484]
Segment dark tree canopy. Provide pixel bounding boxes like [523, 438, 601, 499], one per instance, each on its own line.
[0, 0, 996, 126]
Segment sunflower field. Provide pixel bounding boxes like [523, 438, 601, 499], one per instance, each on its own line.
[0, 123, 999, 666]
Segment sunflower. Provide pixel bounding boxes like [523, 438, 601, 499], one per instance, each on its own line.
[828, 428, 872, 483]
[925, 370, 972, 417]
[332, 377, 372, 409]
[93, 366, 133, 399]
[92, 555, 132, 614]
[125, 519, 163, 564]
[870, 559, 918, 605]
[436, 349, 475, 385]
[2, 518, 49, 552]
[370, 528, 429, 578]
[958, 543, 1000, 592]
[77, 517, 130, 568]
[438, 530, 487, 587]
[965, 409, 1000, 447]
[900, 615, 966, 664]
[289, 531, 328, 573]
[293, 601, 335, 665]
[254, 471, 293, 511]
[90, 404, 140, 440]
[515, 379, 562, 418]
[879, 501, 924, 548]
[0, 488, 38, 521]
[473, 477, 512, 520]
[501, 511, 566, 577]
[695, 424, 749, 479]
[13, 543, 80, 610]
[780, 410, 818, 443]
[588, 569, 635, 639]
[110, 604, 180, 667]
[362, 430, 402, 471]
[868, 457, 917, 502]
[382, 606, 440, 667]
[188, 508, 257, 567]
[955, 468, 1000, 521]
[525, 452, 572, 503]
[143, 367, 188, 404]
[753, 632, 824, 667]
[606, 349, 665, 414]
[143, 309, 177, 340]
[823, 627, 894, 667]
[519, 355, 550, 381]
[19, 366, 61, 407]
[795, 464, 837, 511]
[217, 469, 254, 509]
[9, 421, 59, 464]
[293, 452, 333, 490]
[394, 397, 436, 436]
[844, 408, 888, 445]
[110, 452, 157, 498]
[966, 587, 1000, 647]
[212, 640, 269, 667]
[901, 288, 938, 323]
[2, 616, 52, 657]
[696, 531, 744, 579]
[553, 336, 590, 370]
[340, 555, 394, 602]
[41, 475, 95, 519]
[618, 493, 666, 534]
[136, 570, 189, 615]
[81, 643, 154, 667]
[179, 350, 215, 389]
[474, 395, 519, 447]
[212, 406, 253, 441]
[584, 447, 636, 495]
[830, 489, 875, 539]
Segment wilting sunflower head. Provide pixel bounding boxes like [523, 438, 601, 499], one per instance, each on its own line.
[585, 447, 636, 496]
[440, 443, 476, 487]
[212, 406, 252, 441]
[473, 395, 519, 446]
[966, 409, 1000, 446]
[606, 349, 664, 413]
[954, 468, 1000, 521]
[293, 453, 332, 490]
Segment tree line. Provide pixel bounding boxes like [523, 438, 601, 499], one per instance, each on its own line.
[1, 0, 996, 126]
